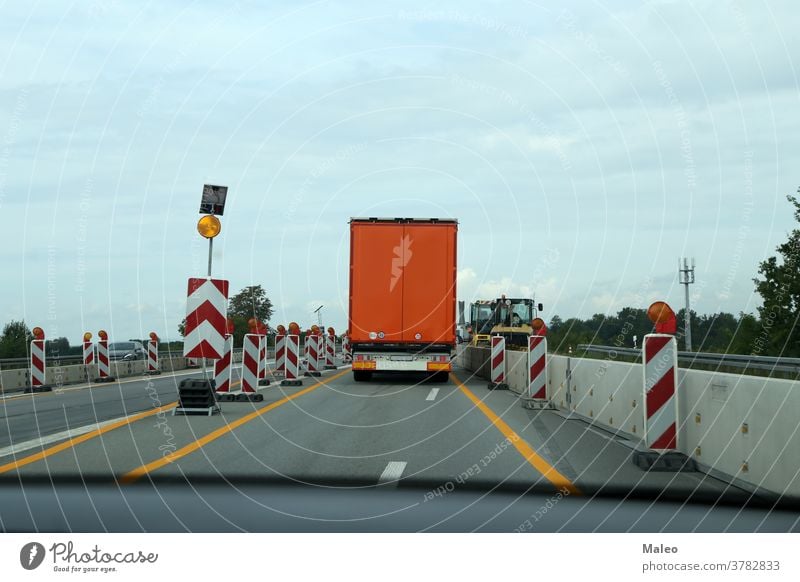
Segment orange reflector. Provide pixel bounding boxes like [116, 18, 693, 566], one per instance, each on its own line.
[352, 361, 376, 370]
[427, 362, 452, 371]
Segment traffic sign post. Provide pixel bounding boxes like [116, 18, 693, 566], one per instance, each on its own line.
[183, 278, 229, 360]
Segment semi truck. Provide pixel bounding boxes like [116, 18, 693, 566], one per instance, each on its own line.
[348, 217, 458, 382]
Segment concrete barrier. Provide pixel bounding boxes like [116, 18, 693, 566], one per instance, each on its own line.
[0, 357, 196, 394]
[457, 345, 800, 498]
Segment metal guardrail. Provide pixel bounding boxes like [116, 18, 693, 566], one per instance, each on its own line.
[576, 344, 800, 375]
[0, 350, 245, 370]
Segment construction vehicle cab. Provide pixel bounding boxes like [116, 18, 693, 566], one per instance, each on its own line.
[469, 296, 543, 350]
[468, 301, 495, 347]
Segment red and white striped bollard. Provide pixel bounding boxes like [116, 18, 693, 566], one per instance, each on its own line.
[488, 335, 508, 390]
[281, 335, 303, 386]
[214, 334, 233, 393]
[275, 334, 286, 376]
[147, 340, 160, 374]
[257, 334, 270, 386]
[305, 335, 321, 377]
[522, 335, 549, 408]
[643, 334, 679, 450]
[28, 327, 50, 392]
[324, 334, 336, 369]
[241, 334, 261, 393]
[96, 330, 113, 382]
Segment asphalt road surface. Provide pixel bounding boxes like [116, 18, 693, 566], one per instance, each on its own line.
[0, 359, 741, 505]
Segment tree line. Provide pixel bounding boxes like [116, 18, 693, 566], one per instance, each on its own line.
[546, 308, 763, 355]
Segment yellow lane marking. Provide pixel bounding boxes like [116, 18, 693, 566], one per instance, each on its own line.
[0, 378, 246, 472]
[120, 370, 348, 484]
[0, 404, 177, 474]
[451, 373, 581, 495]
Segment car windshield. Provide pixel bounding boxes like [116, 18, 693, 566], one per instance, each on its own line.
[1, 0, 798, 540]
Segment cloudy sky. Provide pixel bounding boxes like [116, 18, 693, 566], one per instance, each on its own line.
[1, 0, 797, 344]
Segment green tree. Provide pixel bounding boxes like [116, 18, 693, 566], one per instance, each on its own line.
[753, 192, 800, 356]
[46, 337, 71, 357]
[229, 285, 273, 322]
[548, 315, 563, 332]
[730, 312, 761, 355]
[0, 320, 33, 358]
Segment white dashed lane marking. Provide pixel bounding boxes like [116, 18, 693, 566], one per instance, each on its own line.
[378, 461, 407, 485]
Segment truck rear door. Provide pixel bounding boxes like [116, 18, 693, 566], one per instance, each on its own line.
[400, 223, 456, 344]
[349, 222, 405, 342]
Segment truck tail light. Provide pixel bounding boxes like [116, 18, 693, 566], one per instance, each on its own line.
[353, 360, 376, 370]
[427, 362, 451, 371]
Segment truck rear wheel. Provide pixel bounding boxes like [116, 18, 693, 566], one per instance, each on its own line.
[353, 370, 373, 382]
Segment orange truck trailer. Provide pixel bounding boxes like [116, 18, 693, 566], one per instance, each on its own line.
[348, 217, 458, 382]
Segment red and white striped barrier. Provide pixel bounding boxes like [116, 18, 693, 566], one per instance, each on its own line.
[30, 338, 46, 389]
[82, 340, 94, 366]
[183, 277, 229, 360]
[257, 334, 268, 384]
[147, 340, 159, 374]
[324, 334, 336, 369]
[488, 336, 508, 390]
[275, 334, 286, 376]
[643, 334, 679, 450]
[97, 340, 111, 379]
[305, 335, 321, 377]
[281, 334, 303, 386]
[241, 333, 262, 393]
[214, 335, 233, 393]
[525, 335, 547, 401]
[342, 336, 352, 363]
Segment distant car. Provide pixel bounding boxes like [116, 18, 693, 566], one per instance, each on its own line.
[108, 341, 145, 361]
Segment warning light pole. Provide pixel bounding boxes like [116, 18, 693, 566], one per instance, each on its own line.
[196, 184, 227, 380]
[678, 257, 695, 351]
